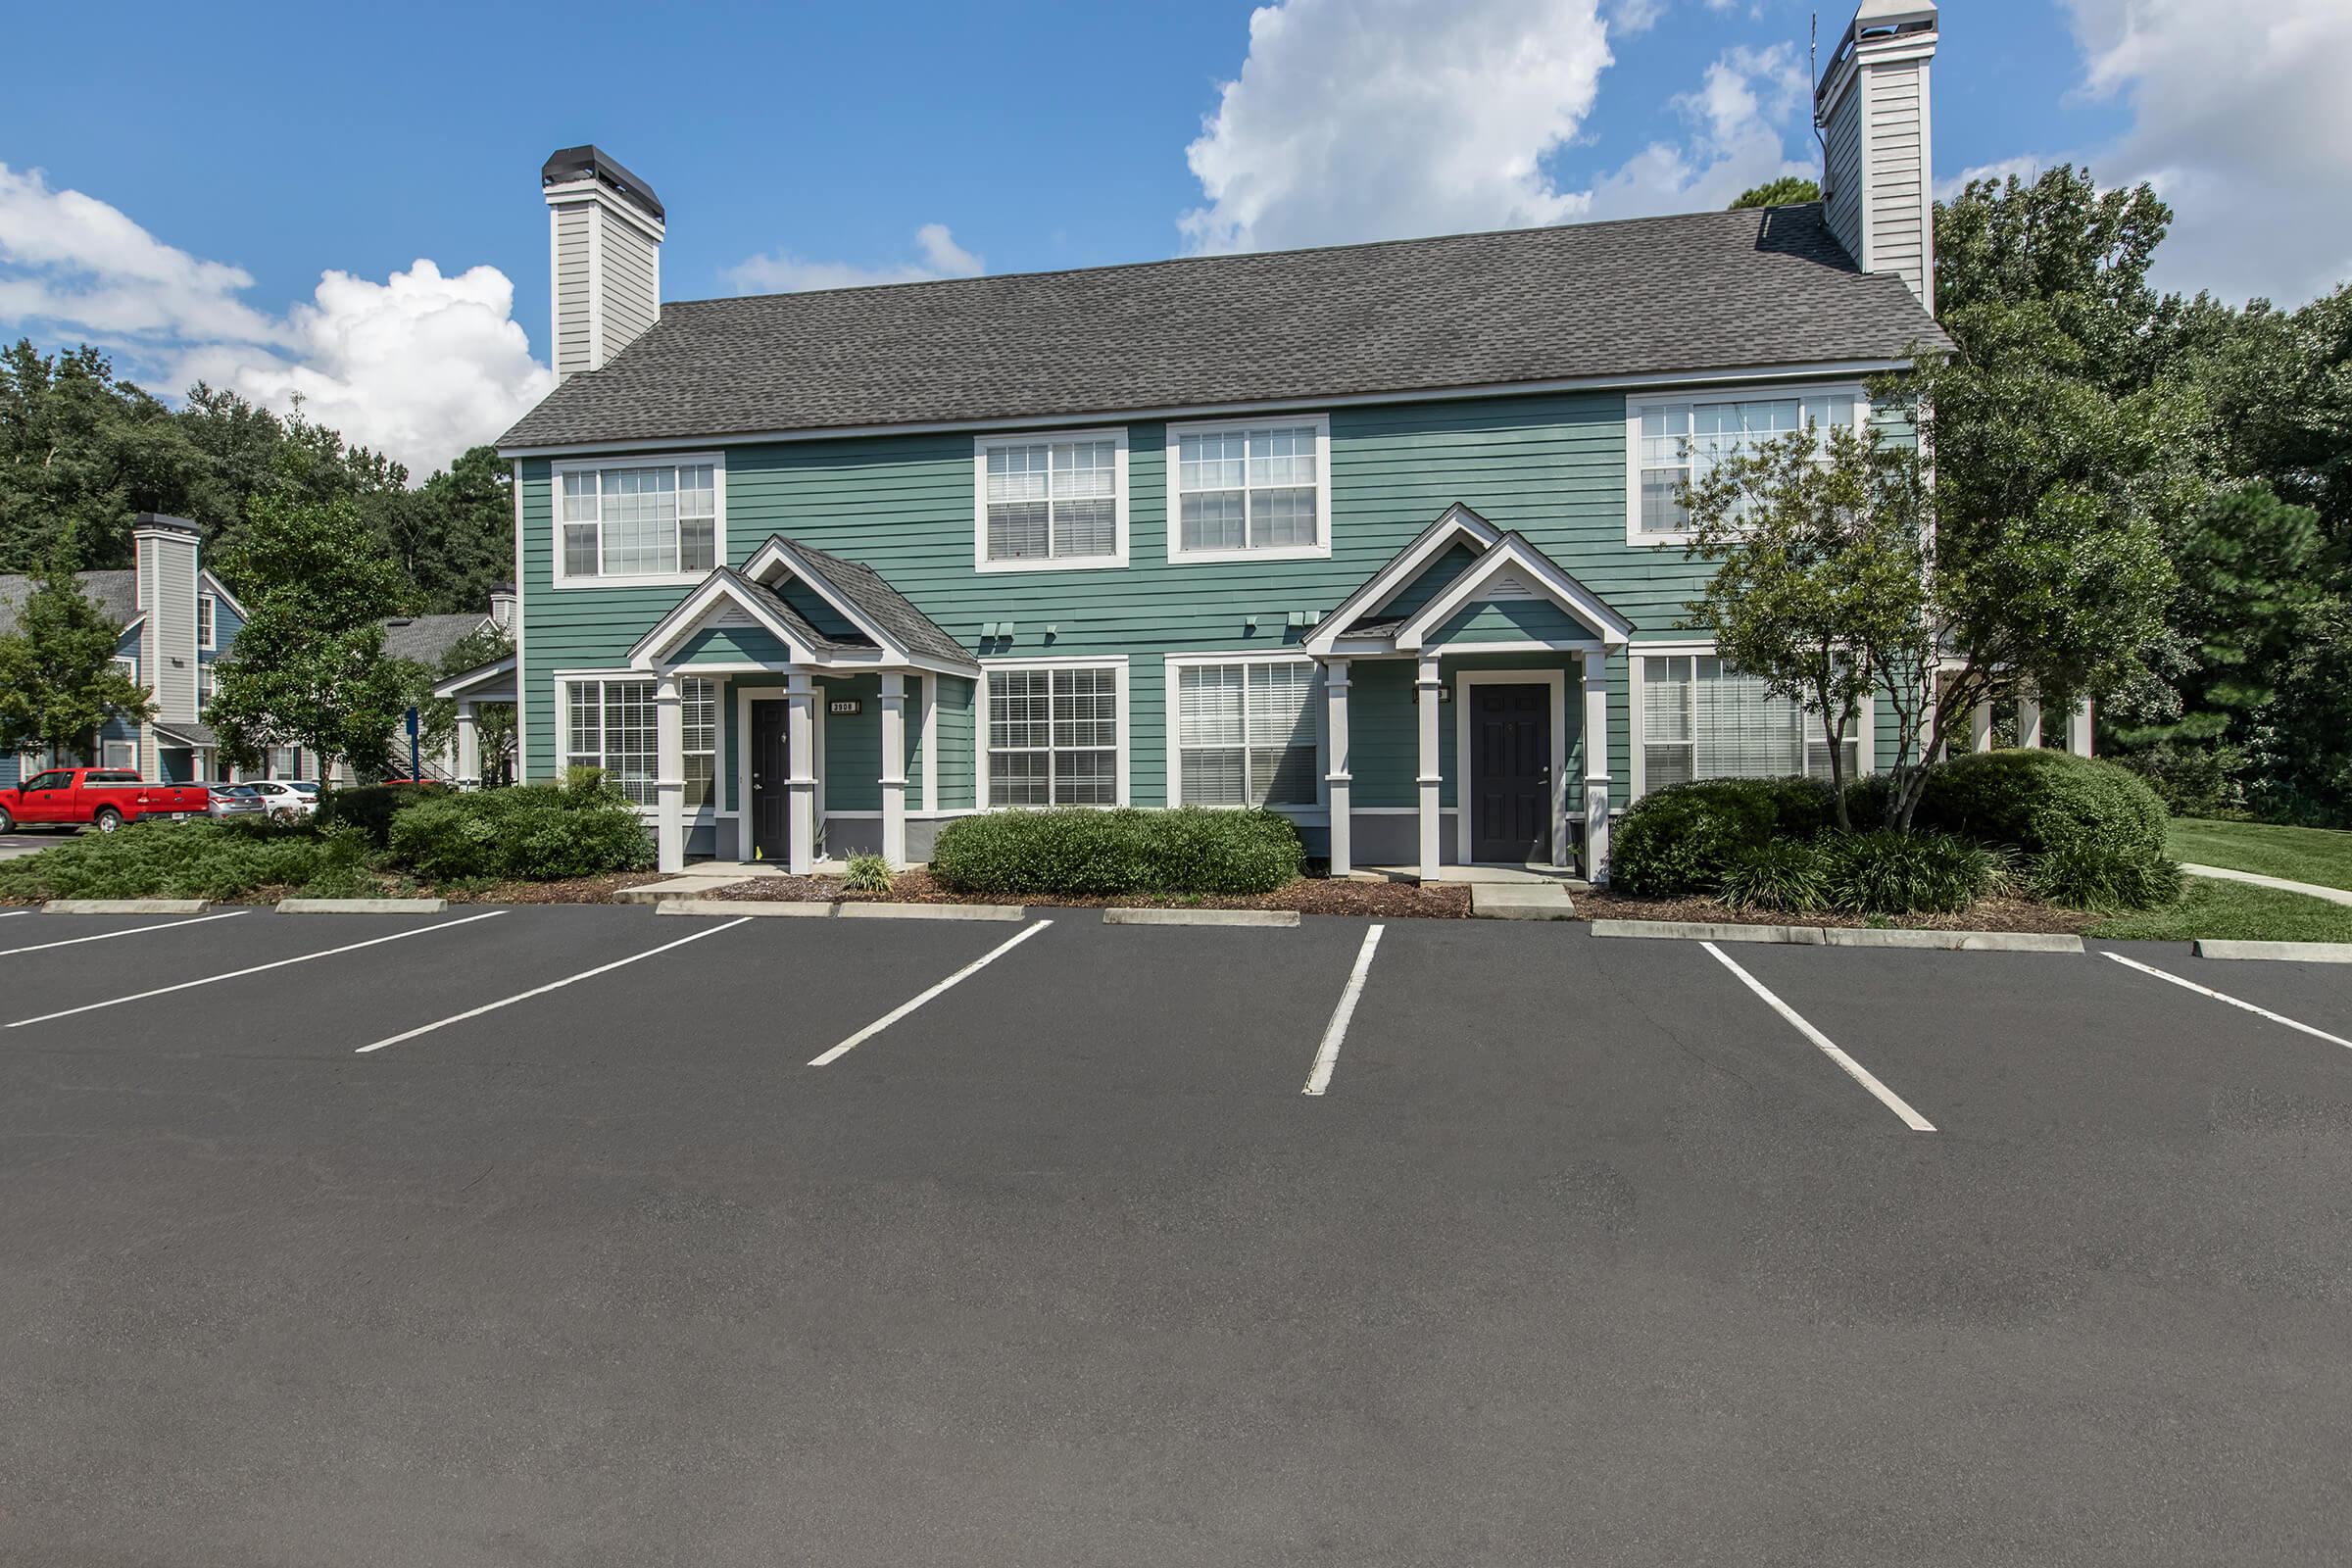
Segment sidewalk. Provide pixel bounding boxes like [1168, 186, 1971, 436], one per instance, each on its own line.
[2181, 863, 2352, 908]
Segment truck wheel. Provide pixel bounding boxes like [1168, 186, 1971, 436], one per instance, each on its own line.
[93, 808, 123, 833]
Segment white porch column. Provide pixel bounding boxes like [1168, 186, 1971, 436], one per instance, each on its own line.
[654, 671, 685, 875]
[1415, 654, 1443, 882]
[1323, 659, 1352, 878]
[2017, 695, 2042, 750]
[455, 703, 481, 788]
[2067, 698, 2094, 757]
[879, 672, 908, 868]
[1581, 648, 1611, 886]
[1970, 700, 1994, 753]
[786, 672, 817, 876]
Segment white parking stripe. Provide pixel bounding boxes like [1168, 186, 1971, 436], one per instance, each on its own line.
[356, 916, 754, 1054]
[1702, 941, 1937, 1131]
[2104, 950, 2352, 1052]
[9, 910, 505, 1027]
[0, 908, 246, 958]
[0, 908, 27, 919]
[809, 919, 1054, 1067]
[1303, 923, 1385, 1097]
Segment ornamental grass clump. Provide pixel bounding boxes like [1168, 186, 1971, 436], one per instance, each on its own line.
[1814, 829, 2002, 915]
[1717, 838, 1833, 912]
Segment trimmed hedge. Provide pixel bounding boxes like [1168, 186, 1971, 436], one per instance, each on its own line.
[317, 781, 439, 848]
[386, 774, 654, 882]
[0, 817, 377, 902]
[1915, 749, 2168, 859]
[1611, 776, 1839, 897]
[929, 807, 1303, 896]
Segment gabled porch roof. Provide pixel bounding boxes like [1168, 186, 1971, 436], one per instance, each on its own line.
[1303, 502, 1634, 658]
[627, 535, 980, 676]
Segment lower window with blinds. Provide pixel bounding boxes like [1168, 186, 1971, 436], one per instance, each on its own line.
[1640, 655, 1859, 793]
[1174, 660, 1318, 808]
[987, 664, 1120, 806]
[564, 676, 717, 808]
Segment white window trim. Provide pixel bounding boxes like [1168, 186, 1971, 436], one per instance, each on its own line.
[1625, 641, 1876, 799]
[197, 593, 217, 652]
[1453, 668, 1571, 868]
[555, 669, 720, 822]
[972, 427, 1130, 573]
[976, 654, 1131, 809]
[114, 655, 139, 689]
[1624, 382, 1870, 548]
[1161, 651, 1328, 819]
[551, 453, 728, 590]
[1164, 413, 1334, 564]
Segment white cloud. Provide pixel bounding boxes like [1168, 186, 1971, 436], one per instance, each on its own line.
[0, 162, 548, 475]
[1607, 0, 1666, 35]
[727, 222, 984, 293]
[1180, 0, 1617, 254]
[2060, 0, 2352, 303]
[1935, 155, 2044, 205]
[1178, 2, 1816, 255]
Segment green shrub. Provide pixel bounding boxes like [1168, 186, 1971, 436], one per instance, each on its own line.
[1611, 776, 1839, 896]
[385, 774, 653, 882]
[929, 808, 1303, 896]
[2028, 843, 2183, 911]
[1916, 749, 2168, 859]
[0, 817, 377, 902]
[1718, 839, 1832, 912]
[842, 852, 894, 893]
[1815, 829, 2001, 914]
[317, 782, 437, 848]
[1840, 771, 1896, 830]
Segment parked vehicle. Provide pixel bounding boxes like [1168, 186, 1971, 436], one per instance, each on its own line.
[207, 783, 268, 821]
[0, 768, 213, 833]
[243, 779, 318, 820]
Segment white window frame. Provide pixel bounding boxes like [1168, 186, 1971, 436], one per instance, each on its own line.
[977, 655, 1130, 808]
[1626, 641, 1875, 799]
[555, 670, 718, 818]
[114, 655, 139, 689]
[972, 427, 1130, 573]
[197, 663, 215, 708]
[1164, 414, 1334, 564]
[1625, 383, 1869, 547]
[1162, 652, 1327, 817]
[551, 453, 727, 590]
[197, 593, 216, 651]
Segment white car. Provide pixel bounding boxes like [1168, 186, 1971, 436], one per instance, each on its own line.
[244, 780, 318, 820]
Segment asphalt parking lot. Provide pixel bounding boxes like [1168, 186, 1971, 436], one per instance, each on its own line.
[4, 905, 2350, 1566]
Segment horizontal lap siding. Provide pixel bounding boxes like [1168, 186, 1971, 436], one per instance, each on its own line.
[934, 677, 976, 809]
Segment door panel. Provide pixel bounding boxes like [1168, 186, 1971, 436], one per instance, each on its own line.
[1470, 684, 1551, 863]
[751, 701, 790, 861]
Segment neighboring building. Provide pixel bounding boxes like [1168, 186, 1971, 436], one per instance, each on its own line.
[343, 586, 516, 784]
[0, 514, 250, 789]
[495, 2, 2049, 881]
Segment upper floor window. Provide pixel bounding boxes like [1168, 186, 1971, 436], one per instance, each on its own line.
[115, 655, 138, 688]
[1167, 415, 1332, 562]
[196, 593, 216, 651]
[555, 457, 722, 586]
[1630, 389, 1861, 542]
[974, 430, 1128, 571]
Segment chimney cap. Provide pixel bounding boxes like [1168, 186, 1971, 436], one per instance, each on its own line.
[131, 513, 200, 536]
[541, 145, 664, 222]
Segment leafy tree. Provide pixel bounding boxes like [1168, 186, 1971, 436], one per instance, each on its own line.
[412, 621, 516, 785]
[207, 492, 415, 787]
[388, 446, 514, 614]
[1728, 176, 1821, 210]
[1681, 422, 1929, 828]
[0, 530, 155, 763]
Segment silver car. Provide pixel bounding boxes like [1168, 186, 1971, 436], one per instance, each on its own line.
[207, 784, 267, 820]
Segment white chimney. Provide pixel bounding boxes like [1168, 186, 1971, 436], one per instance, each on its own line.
[1815, 0, 1938, 313]
[490, 583, 516, 633]
[542, 146, 665, 382]
[131, 514, 201, 779]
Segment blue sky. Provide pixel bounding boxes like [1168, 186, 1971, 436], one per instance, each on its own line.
[0, 0, 2340, 473]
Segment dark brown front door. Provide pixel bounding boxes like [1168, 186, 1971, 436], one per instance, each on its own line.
[1471, 684, 1550, 863]
[750, 700, 790, 861]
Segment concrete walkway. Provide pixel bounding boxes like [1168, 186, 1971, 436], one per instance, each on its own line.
[2181, 862, 2352, 908]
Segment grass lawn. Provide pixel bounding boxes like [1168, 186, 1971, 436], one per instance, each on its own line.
[2089, 876, 2352, 944]
[2167, 817, 2352, 892]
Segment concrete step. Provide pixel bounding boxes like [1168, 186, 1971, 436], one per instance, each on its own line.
[1469, 883, 1576, 920]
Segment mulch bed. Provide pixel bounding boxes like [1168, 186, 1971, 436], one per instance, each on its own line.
[706, 868, 1475, 918]
[438, 870, 669, 905]
[1575, 889, 2101, 934]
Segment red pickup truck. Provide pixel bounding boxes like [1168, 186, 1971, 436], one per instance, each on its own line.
[0, 767, 212, 833]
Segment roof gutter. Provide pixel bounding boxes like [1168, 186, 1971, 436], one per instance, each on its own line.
[497, 357, 1925, 459]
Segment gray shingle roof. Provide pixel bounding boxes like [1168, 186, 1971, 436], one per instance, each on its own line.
[0, 569, 141, 637]
[776, 539, 977, 669]
[500, 204, 1950, 451]
[717, 567, 868, 656]
[155, 719, 218, 749]
[380, 613, 493, 665]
